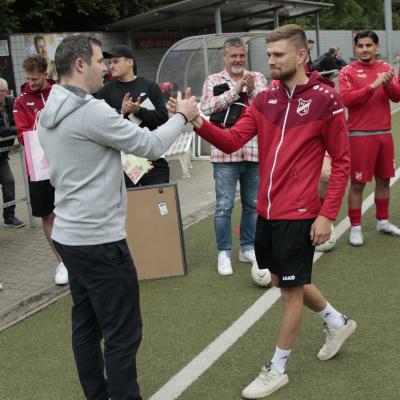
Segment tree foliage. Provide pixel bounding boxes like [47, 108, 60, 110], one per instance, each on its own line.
[292, 0, 400, 30]
[0, 0, 399, 33]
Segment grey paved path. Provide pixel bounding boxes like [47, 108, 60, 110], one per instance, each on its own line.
[0, 154, 215, 330]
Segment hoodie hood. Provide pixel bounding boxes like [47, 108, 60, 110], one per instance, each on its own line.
[289, 71, 335, 95]
[308, 71, 335, 88]
[19, 79, 56, 97]
[40, 84, 92, 129]
[270, 71, 336, 97]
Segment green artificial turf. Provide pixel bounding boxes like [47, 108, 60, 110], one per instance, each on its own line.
[1, 114, 400, 400]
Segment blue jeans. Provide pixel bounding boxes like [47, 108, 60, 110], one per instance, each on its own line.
[213, 162, 259, 253]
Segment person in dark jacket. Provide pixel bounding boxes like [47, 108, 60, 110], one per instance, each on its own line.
[95, 44, 169, 187]
[314, 48, 338, 77]
[0, 78, 24, 228]
[334, 47, 347, 70]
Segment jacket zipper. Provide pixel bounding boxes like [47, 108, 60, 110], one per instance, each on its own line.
[266, 86, 295, 219]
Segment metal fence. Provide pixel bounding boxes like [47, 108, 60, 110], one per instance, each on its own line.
[0, 135, 35, 226]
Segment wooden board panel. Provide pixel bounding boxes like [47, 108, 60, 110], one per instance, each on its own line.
[125, 183, 187, 280]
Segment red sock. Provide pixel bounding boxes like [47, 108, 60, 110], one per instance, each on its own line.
[375, 198, 389, 220]
[349, 208, 361, 226]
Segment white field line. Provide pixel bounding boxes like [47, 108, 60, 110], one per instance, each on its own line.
[149, 109, 400, 400]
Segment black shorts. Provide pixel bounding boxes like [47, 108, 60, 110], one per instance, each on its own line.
[254, 217, 315, 288]
[28, 178, 55, 217]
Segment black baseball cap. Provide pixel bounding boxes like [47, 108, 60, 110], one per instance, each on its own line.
[103, 44, 134, 60]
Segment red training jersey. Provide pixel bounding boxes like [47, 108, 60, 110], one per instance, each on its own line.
[338, 60, 400, 132]
[195, 72, 350, 221]
[13, 79, 55, 145]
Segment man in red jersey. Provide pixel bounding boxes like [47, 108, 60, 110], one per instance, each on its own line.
[13, 54, 68, 285]
[170, 24, 356, 398]
[339, 30, 400, 246]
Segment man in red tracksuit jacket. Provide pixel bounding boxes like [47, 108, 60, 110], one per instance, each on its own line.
[339, 30, 400, 246]
[173, 25, 356, 398]
[13, 54, 68, 285]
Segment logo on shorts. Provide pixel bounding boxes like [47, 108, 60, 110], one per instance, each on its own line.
[268, 99, 278, 104]
[297, 98, 311, 116]
[355, 171, 363, 181]
[282, 275, 295, 281]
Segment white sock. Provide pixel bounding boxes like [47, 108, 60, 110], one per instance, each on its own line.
[378, 219, 388, 225]
[318, 302, 344, 329]
[270, 346, 291, 374]
[351, 225, 361, 231]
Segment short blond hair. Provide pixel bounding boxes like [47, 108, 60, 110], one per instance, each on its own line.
[266, 24, 308, 50]
[0, 78, 8, 90]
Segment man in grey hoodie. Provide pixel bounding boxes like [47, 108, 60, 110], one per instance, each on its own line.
[38, 34, 198, 400]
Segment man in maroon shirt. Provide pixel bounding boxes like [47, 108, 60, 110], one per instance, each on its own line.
[170, 24, 356, 398]
[13, 55, 68, 285]
[339, 31, 400, 246]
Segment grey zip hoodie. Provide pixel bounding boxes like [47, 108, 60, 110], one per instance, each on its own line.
[39, 84, 186, 245]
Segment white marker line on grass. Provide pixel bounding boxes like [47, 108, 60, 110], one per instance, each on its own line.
[150, 121, 400, 400]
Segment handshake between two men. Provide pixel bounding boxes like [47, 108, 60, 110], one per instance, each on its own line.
[170, 88, 204, 129]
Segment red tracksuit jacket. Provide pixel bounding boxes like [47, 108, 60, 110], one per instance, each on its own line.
[196, 72, 350, 221]
[339, 60, 400, 132]
[13, 80, 55, 145]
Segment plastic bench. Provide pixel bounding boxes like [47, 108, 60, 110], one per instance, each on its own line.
[165, 127, 193, 178]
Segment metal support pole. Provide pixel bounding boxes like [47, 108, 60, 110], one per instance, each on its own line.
[273, 10, 279, 28]
[214, 6, 222, 33]
[315, 13, 321, 57]
[384, 0, 393, 64]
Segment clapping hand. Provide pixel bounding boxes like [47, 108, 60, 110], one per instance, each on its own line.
[121, 93, 141, 115]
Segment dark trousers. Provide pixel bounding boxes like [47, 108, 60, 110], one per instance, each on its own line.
[54, 239, 142, 400]
[0, 158, 16, 219]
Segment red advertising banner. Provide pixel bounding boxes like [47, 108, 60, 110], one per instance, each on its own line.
[134, 36, 184, 49]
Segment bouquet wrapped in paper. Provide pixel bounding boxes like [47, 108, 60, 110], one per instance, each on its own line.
[121, 152, 152, 185]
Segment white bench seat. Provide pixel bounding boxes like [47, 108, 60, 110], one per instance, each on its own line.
[165, 129, 194, 178]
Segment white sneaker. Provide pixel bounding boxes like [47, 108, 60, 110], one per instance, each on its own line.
[239, 249, 256, 263]
[242, 363, 289, 399]
[315, 224, 336, 252]
[217, 251, 233, 276]
[317, 315, 357, 361]
[349, 227, 363, 246]
[377, 221, 400, 236]
[55, 262, 69, 285]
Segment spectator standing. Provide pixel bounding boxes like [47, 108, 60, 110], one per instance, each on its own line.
[13, 55, 68, 285]
[200, 37, 267, 276]
[306, 38, 315, 72]
[0, 77, 25, 228]
[95, 44, 169, 187]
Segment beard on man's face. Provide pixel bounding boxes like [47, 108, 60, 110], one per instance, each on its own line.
[270, 66, 297, 81]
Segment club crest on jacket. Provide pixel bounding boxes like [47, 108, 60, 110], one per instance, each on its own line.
[297, 98, 312, 116]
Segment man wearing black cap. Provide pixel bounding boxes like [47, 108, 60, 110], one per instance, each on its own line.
[96, 44, 169, 187]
